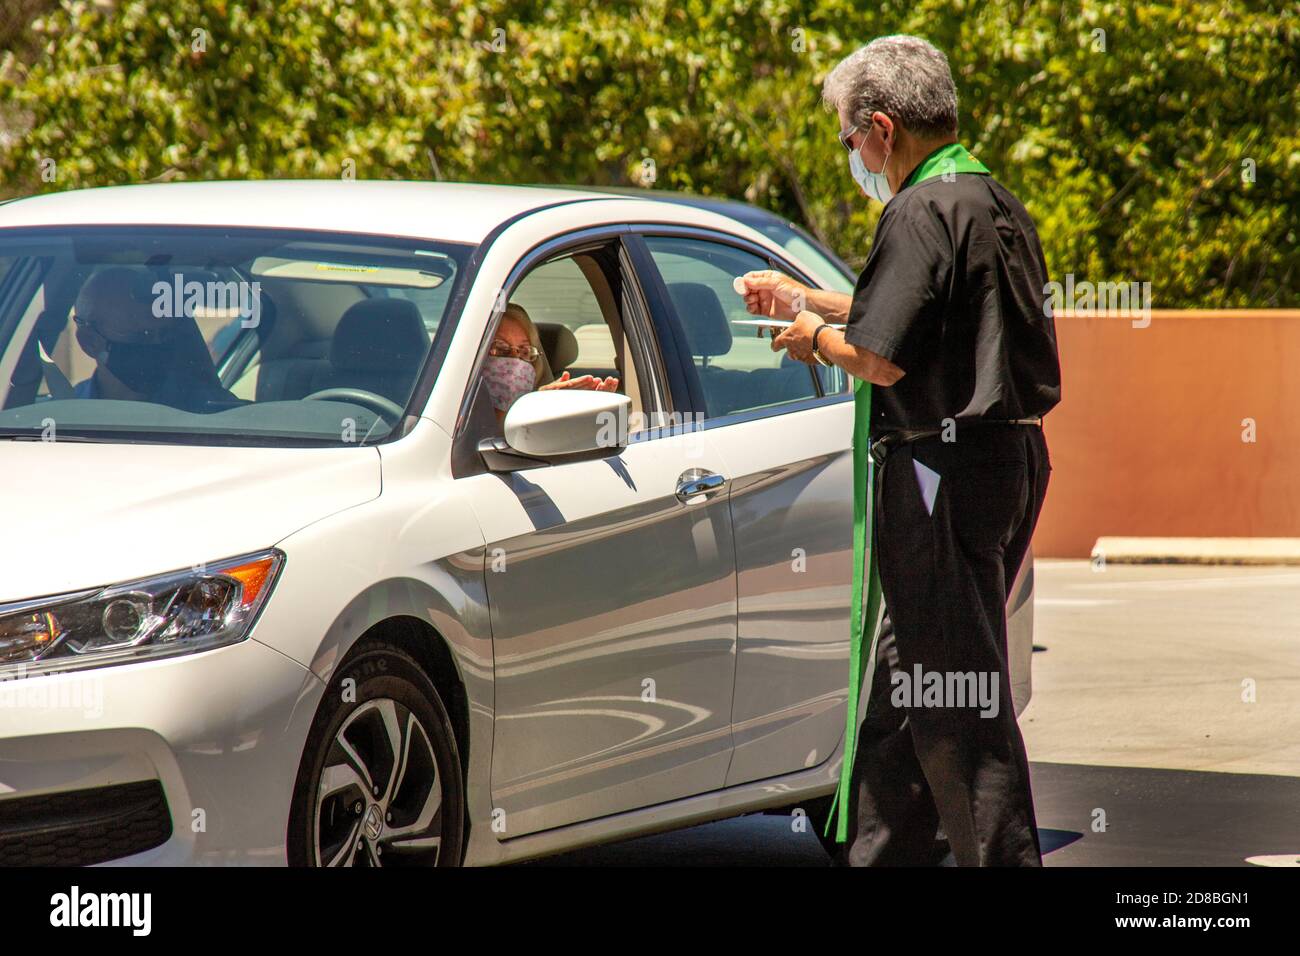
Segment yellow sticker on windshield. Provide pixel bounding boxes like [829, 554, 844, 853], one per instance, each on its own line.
[314, 263, 379, 275]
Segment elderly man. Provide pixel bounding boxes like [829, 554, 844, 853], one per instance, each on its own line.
[72, 266, 234, 411]
[742, 35, 1060, 866]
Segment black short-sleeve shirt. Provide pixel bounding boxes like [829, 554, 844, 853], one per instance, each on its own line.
[843, 172, 1061, 437]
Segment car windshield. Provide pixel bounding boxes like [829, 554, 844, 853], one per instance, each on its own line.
[0, 226, 471, 445]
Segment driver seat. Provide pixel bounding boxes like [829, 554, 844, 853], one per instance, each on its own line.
[310, 299, 430, 404]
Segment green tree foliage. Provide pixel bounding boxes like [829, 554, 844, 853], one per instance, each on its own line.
[1, 0, 1295, 306]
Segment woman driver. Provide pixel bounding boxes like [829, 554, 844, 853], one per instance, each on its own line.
[481, 302, 619, 422]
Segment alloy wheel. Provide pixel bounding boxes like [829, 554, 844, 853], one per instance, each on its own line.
[313, 697, 444, 867]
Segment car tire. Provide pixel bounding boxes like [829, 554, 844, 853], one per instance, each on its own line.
[288, 639, 464, 867]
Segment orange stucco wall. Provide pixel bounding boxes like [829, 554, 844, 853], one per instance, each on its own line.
[1032, 310, 1300, 557]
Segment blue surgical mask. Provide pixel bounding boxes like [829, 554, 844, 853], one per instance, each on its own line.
[849, 140, 893, 205]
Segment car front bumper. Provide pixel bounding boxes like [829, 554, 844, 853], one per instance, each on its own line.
[0, 637, 322, 865]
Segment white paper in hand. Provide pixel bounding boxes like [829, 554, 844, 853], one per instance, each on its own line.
[913, 460, 941, 516]
[730, 317, 846, 330]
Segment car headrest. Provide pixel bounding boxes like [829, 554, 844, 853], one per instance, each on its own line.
[535, 322, 579, 374]
[34, 309, 67, 350]
[665, 282, 732, 357]
[330, 298, 428, 372]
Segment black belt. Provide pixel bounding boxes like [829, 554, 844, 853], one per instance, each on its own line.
[869, 418, 1042, 467]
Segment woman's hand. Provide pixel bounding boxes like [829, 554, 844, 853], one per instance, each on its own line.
[538, 371, 591, 390]
[737, 270, 810, 323]
[538, 371, 621, 392]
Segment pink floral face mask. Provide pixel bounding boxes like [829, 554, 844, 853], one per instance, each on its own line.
[481, 356, 537, 411]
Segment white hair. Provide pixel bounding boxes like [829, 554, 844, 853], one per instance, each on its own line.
[822, 35, 959, 139]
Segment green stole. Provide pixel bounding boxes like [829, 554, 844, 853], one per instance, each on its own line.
[824, 143, 991, 843]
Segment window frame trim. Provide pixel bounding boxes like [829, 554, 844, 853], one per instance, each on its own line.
[450, 224, 675, 453]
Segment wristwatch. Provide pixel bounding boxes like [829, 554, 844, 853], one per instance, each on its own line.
[811, 322, 833, 367]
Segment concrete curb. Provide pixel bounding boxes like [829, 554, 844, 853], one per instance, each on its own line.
[1091, 536, 1300, 566]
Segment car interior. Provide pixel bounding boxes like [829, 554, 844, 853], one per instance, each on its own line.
[0, 231, 469, 433]
[643, 235, 846, 418]
[663, 279, 821, 417]
[224, 289, 433, 408]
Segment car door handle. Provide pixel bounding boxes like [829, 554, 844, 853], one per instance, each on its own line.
[675, 469, 727, 502]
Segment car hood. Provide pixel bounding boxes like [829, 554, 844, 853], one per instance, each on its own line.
[0, 441, 381, 602]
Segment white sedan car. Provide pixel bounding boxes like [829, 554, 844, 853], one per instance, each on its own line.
[0, 181, 1032, 865]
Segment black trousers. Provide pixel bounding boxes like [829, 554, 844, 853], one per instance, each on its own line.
[844, 424, 1051, 867]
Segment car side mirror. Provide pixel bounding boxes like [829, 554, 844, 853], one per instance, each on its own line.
[503, 389, 631, 457]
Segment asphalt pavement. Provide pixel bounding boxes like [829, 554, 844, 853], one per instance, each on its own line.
[526, 560, 1300, 866]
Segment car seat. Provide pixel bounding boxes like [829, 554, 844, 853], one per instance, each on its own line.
[308, 298, 430, 404]
[664, 281, 753, 416]
[535, 322, 579, 381]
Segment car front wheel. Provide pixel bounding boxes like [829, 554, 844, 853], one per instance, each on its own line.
[288, 640, 464, 867]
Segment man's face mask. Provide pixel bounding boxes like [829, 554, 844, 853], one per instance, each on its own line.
[481, 356, 537, 412]
[847, 123, 893, 205]
[102, 338, 176, 395]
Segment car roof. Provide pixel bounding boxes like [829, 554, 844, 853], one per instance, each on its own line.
[558, 185, 855, 278]
[0, 180, 625, 244]
[546, 183, 815, 229]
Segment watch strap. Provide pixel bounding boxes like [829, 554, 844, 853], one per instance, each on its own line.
[811, 322, 832, 364]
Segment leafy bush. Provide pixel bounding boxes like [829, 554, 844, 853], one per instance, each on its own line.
[1, 0, 1295, 306]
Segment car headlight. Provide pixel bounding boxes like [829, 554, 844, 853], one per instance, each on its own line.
[0, 550, 283, 676]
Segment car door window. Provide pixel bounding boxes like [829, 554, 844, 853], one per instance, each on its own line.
[642, 236, 826, 418]
[509, 256, 620, 379]
[461, 245, 657, 446]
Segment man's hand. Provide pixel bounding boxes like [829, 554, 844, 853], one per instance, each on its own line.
[738, 270, 810, 323]
[772, 310, 826, 364]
